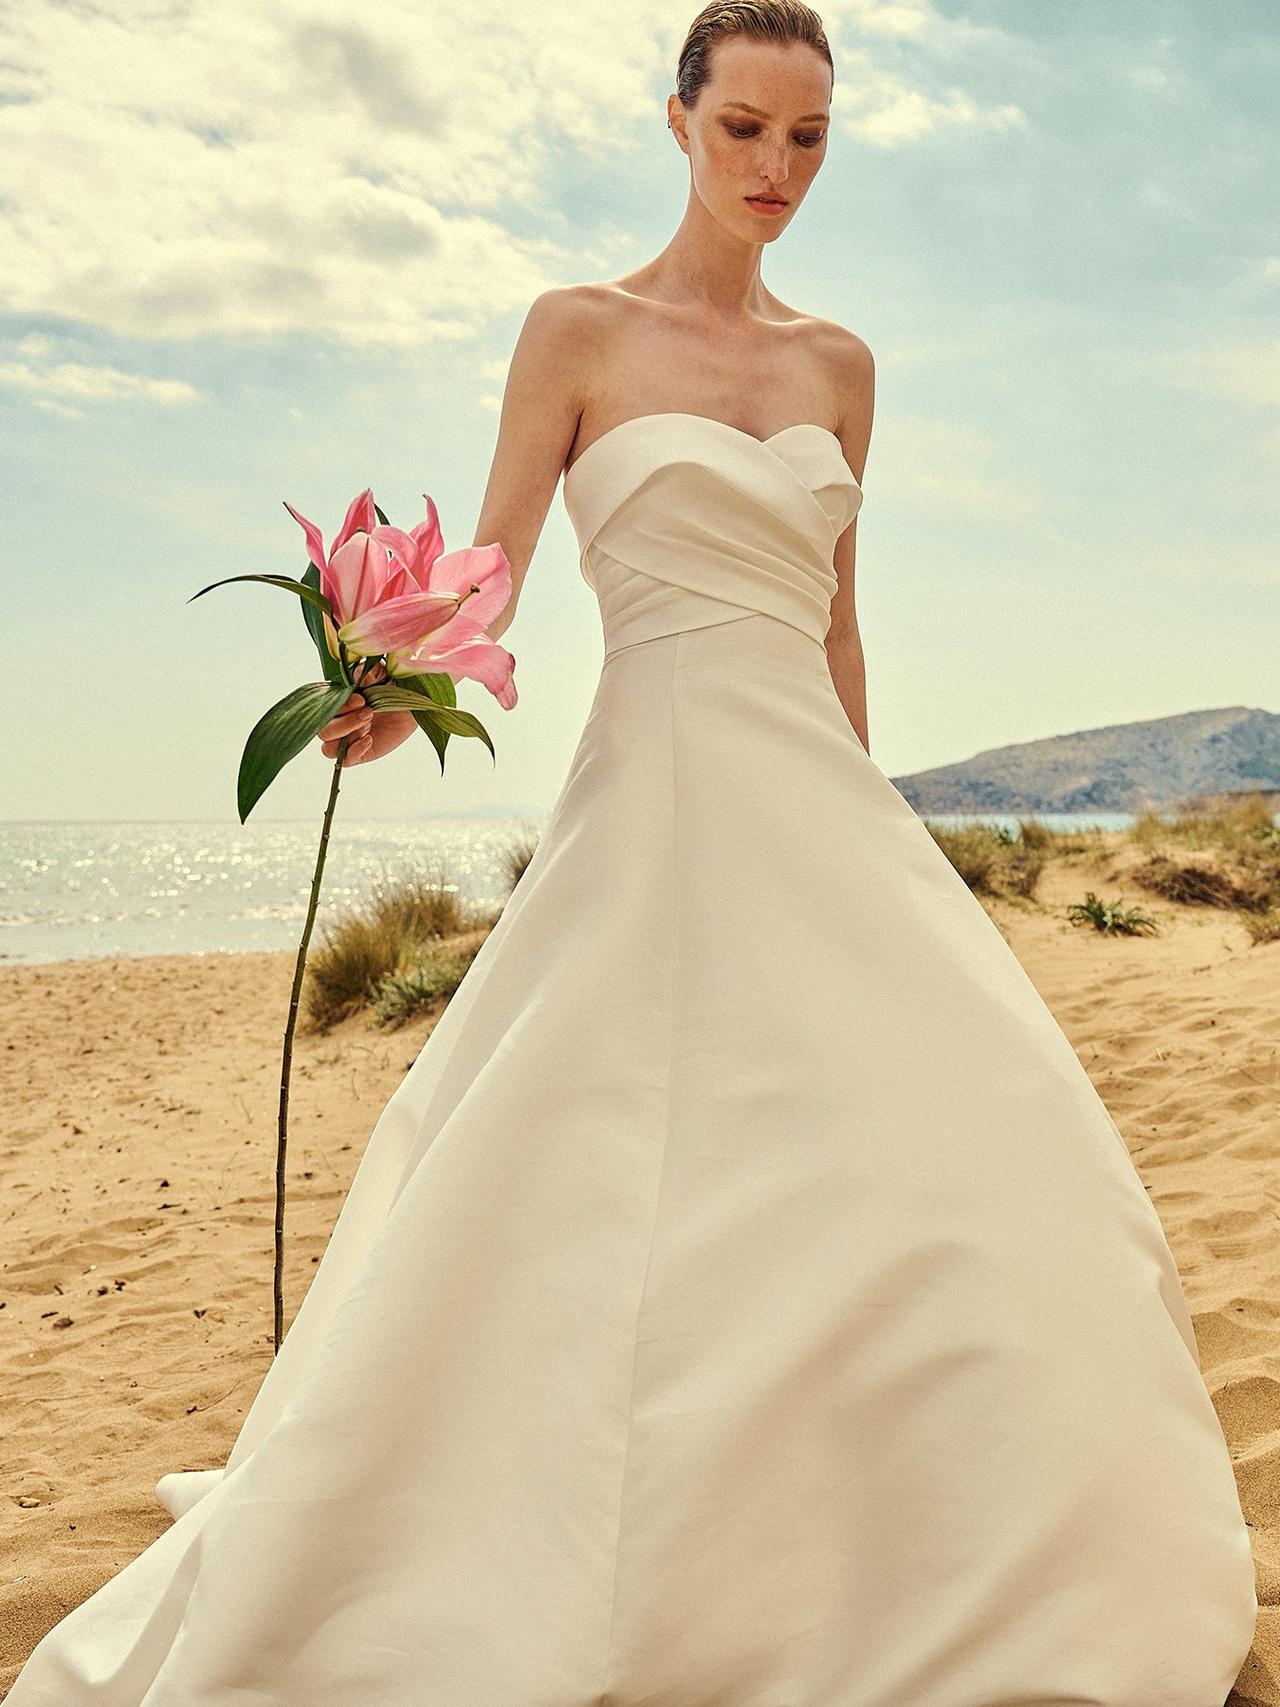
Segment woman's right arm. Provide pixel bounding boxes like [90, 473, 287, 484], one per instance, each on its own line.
[471, 285, 595, 643]
[317, 286, 594, 762]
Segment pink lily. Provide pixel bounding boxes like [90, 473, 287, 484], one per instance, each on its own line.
[375, 493, 517, 707]
[389, 622, 518, 709]
[344, 492, 513, 661]
[284, 487, 494, 664]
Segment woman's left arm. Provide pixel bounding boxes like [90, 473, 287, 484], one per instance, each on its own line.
[828, 332, 875, 754]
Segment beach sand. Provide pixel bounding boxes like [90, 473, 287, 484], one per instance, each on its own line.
[1, 837, 1277, 1702]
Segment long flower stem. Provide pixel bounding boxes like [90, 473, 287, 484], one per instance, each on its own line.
[274, 730, 351, 1352]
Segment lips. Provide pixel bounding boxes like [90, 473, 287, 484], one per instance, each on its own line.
[746, 195, 787, 206]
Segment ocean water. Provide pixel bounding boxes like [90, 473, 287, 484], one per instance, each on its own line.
[0, 818, 548, 967]
[0, 810, 1144, 968]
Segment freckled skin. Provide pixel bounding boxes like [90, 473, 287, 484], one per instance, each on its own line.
[669, 35, 831, 242]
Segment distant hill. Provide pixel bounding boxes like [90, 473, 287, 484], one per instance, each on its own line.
[890, 706, 1280, 815]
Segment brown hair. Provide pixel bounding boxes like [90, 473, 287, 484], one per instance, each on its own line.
[675, 0, 834, 112]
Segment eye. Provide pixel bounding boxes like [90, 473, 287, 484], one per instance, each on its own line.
[725, 123, 826, 148]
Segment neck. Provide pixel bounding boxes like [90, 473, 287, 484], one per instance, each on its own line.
[642, 187, 772, 319]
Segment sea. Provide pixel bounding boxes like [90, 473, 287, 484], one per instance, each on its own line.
[1, 811, 1143, 967]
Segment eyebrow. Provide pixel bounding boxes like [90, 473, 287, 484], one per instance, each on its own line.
[721, 101, 830, 123]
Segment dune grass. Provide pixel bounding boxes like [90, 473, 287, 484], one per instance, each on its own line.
[302, 838, 534, 1032]
[1125, 792, 1280, 918]
[1240, 906, 1280, 945]
[925, 798, 1279, 947]
[923, 820, 1051, 900]
[1066, 891, 1159, 936]
[500, 825, 542, 892]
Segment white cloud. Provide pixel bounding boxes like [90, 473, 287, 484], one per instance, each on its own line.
[834, 55, 1026, 147]
[0, 351, 201, 405]
[0, 0, 1025, 348]
[869, 414, 1047, 518]
[0, 0, 681, 350]
[1166, 340, 1280, 407]
[1124, 536, 1280, 591]
[33, 397, 88, 420]
[840, 0, 934, 40]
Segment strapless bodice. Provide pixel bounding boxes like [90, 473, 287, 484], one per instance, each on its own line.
[561, 412, 863, 657]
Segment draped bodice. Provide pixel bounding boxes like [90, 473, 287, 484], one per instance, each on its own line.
[561, 412, 863, 657]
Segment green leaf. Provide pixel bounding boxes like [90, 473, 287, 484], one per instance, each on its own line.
[237, 680, 354, 823]
[300, 563, 347, 685]
[395, 671, 456, 771]
[414, 702, 495, 762]
[413, 707, 449, 774]
[407, 670, 457, 708]
[359, 681, 442, 711]
[373, 501, 390, 527]
[362, 682, 495, 762]
[188, 572, 335, 623]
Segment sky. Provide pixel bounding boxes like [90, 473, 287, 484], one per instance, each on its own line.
[3, 0, 1277, 823]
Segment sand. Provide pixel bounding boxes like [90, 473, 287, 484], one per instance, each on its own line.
[1, 837, 1277, 1703]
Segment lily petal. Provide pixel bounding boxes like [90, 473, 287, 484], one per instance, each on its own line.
[324, 532, 396, 627]
[370, 525, 421, 579]
[434, 632, 518, 709]
[333, 488, 377, 552]
[424, 543, 512, 630]
[283, 500, 328, 576]
[408, 494, 445, 585]
[338, 587, 465, 656]
[385, 614, 488, 677]
[388, 621, 517, 709]
[391, 603, 494, 659]
[378, 552, 417, 603]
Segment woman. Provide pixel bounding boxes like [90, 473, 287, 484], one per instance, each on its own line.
[7, 3, 1257, 1703]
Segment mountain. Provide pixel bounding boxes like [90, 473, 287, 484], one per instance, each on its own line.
[889, 706, 1280, 815]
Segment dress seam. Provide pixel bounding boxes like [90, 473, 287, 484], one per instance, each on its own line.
[596, 630, 682, 1704]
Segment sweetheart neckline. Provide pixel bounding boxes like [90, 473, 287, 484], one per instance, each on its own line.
[563, 410, 862, 492]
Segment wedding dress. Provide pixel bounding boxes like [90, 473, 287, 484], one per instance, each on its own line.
[8, 411, 1257, 1706]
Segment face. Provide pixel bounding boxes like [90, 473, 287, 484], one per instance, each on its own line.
[669, 34, 831, 237]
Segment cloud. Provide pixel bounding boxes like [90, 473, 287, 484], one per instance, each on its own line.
[1128, 65, 1172, 91]
[835, 59, 1026, 147]
[0, 347, 202, 406]
[1165, 340, 1280, 407]
[868, 414, 1047, 518]
[0, 1, 636, 350]
[839, 0, 934, 40]
[0, 0, 1025, 348]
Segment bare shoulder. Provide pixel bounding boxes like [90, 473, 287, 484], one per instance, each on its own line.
[515, 281, 626, 354]
[511, 283, 629, 409]
[512, 284, 587, 367]
[800, 313, 875, 476]
[805, 313, 875, 395]
[499, 286, 602, 449]
[519, 281, 609, 330]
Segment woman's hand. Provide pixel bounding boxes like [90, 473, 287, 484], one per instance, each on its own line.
[316, 661, 418, 767]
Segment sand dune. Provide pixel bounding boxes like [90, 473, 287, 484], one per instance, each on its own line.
[1, 840, 1276, 1702]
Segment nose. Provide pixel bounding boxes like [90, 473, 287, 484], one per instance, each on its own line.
[757, 132, 790, 184]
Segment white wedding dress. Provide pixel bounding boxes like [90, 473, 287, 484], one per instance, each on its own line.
[8, 411, 1257, 1705]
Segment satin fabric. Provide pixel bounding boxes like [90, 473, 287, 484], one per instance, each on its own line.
[7, 411, 1256, 1705]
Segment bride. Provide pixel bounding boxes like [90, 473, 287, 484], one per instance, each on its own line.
[7, 2, 1257, 1704]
